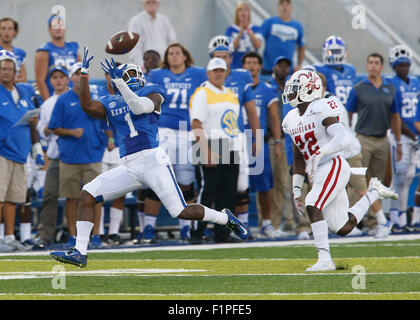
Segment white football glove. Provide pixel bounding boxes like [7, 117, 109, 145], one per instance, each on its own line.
[305, 149, 326, 183]
[293, 187, 305, 216]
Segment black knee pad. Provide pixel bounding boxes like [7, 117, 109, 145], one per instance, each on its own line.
[145, 188, 160, 201]
[236, 189, 249, 206]
[182, 184, 196, 202]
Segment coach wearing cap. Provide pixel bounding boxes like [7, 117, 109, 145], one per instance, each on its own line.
[48, 62, 107, 247]
[35, 64, 70, 246]
[190, 57, 242, 243]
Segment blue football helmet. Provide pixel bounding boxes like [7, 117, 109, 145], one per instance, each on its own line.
[208, 35, 234, 57]
[0, 50, 17, 69]
[322, 36, 347, 65]
[389, 45, 411, 68]
[117, 63, 145, 93]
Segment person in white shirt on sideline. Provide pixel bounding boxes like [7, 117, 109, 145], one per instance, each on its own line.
[34, 65, 69, 247]
[128, 0, 177, 68]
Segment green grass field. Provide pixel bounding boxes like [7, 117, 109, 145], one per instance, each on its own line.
[0, 236, 419, 300]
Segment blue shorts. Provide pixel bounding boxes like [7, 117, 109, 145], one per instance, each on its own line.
[249, 143, 273, 192]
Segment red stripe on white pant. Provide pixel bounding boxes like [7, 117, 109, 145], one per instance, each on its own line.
[314, 157, 341, 210]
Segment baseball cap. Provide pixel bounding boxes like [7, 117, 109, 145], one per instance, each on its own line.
[48, 65, 69, 78]
[274, 56, 292, 66]
[207, 58, 227, 71]
[70, 62, 82, 77]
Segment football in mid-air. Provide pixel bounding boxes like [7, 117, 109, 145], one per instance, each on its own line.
[105, 31, 139, 55]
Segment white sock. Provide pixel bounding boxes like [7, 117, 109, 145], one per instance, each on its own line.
[0, 223, 4, 240]
[75, 221, 94, 255]
[108, 207, 123, 235]
[99, 207, 105, 235]
[238, 212, 249, 226]
[390, 209, 399, 226]
[348, 190, 380, 224]
[138, 211, 145, 232]
[262, 219, 271, 228]
[399, 211, 407, 227]
[311, 220, 331, 261]
[179, 218, 191, 229]
[4, 234, 15, 244]
[202, 205, 228, 225]
[413, 207, 420, 224]
[20, 223, 31, 242]
[144, 214, 157, 229]
[375, 209, 387, 225]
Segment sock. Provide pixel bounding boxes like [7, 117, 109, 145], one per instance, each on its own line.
[179, 218, 190, 229]
[0, 223, 4, 240]
[311, 220, 331, 261]
[390, 209, 399, 227]
[138, 211, 145, 232]
[348, 190, 380, 224]
[237, 212, 249, 226]
[202, 205, 228, 225]
[144, 214, 157, 229]
[108, 207, 123, 235]
[75, 221, 94, 255]
[375, 209, 387, 226]
[99, 207, 105, 235]
[20, 223, 31, 242]
[4, 234, 15, 244]
[262, 219, 271, 228]
[399, 211, 407, 227]
[413, 206, 420, 225]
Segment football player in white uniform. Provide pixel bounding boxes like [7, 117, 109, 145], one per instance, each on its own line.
[282, 70, 398, 271]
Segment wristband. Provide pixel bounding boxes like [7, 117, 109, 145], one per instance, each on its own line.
[81, 67, 89, 75]
[397, 141, 402, 145]
[108, 137, 114, 143]
[274, 139, 282, 144]
[292, 174, 305, 190]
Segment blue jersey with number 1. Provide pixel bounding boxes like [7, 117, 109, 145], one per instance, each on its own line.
[99, 84, 167, 157]
[149, 67, 207, 131]
[314, 63, 356, 106]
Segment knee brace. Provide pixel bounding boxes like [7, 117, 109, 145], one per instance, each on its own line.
[236, 189, 250, 206]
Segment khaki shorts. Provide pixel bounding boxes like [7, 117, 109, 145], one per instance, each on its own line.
[346, 153, 367, 192]
[0, 155, 27, 203]
[59, 161, 102, 198]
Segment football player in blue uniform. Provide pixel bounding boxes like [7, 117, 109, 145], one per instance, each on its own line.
[35, 14, 80, 101]
[314, 36, 356, 106]
[192, 35, 259, 242]
[0, 17, 27, 82]
[242, 52, 282, 239]
[49, 48, 248, 267]
[139, 43, 207, 243]
[386, 45, 420, 233]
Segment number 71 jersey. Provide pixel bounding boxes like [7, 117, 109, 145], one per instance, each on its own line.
[282, 98, 341, 166]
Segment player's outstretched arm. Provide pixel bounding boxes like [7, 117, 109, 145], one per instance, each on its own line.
[80, 47, 107, 120]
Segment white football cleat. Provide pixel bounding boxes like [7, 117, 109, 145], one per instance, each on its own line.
[374, 221, 391, 239]
[257, 224, 278, 239]
[305, 259, 336, 272]
[368, 177, 399, 200]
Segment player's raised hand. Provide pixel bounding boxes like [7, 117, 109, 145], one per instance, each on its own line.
[101, 58, 126, 80]
[81, 46, 94, 75]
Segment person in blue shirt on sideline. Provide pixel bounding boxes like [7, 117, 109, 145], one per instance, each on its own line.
[259, 0, 305, 75]
[49, 47, 249, 267]
[48, 62, 107, 249]
[242, 52, 282, 239]
[225, 1, 262, 69]
[141, 43, 207, 244]
[0, 17, 27, 82]
[0, 50, 44, 252]
[35, 14, 80, 102]
[386, 45, 420, 233]
[314, 36, 357, 106]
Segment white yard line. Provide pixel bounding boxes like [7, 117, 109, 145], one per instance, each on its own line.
[1, 234, 419, 257]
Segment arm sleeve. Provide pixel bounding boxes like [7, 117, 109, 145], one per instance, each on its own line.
[113, 79, 156, 115]
[321, 123, 351, 155]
